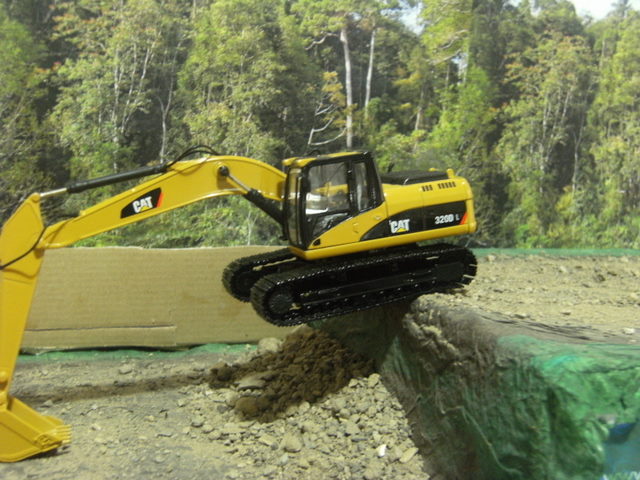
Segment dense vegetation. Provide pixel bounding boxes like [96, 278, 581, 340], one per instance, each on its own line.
[1, 0, 638, 248]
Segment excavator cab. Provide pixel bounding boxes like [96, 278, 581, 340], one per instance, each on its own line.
[284, 152, 382, 250]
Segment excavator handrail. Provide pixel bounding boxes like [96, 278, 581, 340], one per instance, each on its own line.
[0, 154, 285, 462]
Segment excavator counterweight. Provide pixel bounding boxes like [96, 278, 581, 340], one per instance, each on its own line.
[0, 150, 477, 461]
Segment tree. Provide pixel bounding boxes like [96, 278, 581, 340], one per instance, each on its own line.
[293, 0, 401, 149]
[51, 0, 191, 184]
[588, 11, 640, 246]
[179, 0, 315, 161]
[496, 32, 594, 245]
[0, 4, 48, 221]
[421, 0, 473, 87]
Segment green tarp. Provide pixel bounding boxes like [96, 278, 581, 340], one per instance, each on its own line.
[319, 299, 640, 480]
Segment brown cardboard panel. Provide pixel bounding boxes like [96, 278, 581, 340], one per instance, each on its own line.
[22, 325, 178, 351]
[25, 247, 294, 350]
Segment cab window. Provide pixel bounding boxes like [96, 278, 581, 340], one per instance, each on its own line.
[353, 161, 373, 212]
[305, 162, 350, 240]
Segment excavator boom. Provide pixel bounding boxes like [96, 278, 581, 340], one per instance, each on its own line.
[0, 155, 285, 462]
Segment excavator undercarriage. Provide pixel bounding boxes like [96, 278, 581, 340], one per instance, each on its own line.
[224, 243, 476, 326]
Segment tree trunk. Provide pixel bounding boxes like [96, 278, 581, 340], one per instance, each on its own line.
[340, 26, 353, 149]
[364, 27, 376, 121]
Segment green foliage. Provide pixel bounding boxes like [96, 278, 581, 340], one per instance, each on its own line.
[496, 30, 595, 245]
[426, 66, 496, 171]
[0, 4, 49, 221]
[586, 11, 640, 248]
[2, 0, 640, 249]
[178, 0, 315, 162]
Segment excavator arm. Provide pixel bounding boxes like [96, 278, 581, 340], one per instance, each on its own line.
[0, 154, 285, 462]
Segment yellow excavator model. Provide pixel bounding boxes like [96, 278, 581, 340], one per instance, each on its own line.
[0, 148, 476, 462]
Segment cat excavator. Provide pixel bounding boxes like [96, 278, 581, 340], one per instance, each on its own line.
[0, 148, 476, 462]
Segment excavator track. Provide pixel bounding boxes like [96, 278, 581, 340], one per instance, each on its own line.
[222, 248, 300, 301]
[250, 243, 477, 326]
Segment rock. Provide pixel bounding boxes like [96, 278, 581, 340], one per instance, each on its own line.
[301, 420, 320, 433]
[118, 364, 133, 375]
[223, 390, 238, 407]
[191, 416, 205, 428]
[258, 434, 278, 447]
[210, 362, 233, 383]
[331, 397, 347, 411]
[258, 337, 282, 354]
[399, 447, 419, 464]
[201, 424, 214, 434]
[281, 433, 303, 453]
[367, 373, 381, 388]
[236, 373, 267, 390]
[234, 396, 261, 417]
[221, 423, 244, 435]
[262, 465, 278, 476]
[363, 460, 384, 480]
[192, 362, 206, 372]
[343, 420, 360, 436]
[376, 444, 387, 458]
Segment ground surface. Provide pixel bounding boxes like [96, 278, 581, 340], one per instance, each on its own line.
[2, 253, 639, 479]
[445, 253, 640, 341]
[2, 329, 428, 480]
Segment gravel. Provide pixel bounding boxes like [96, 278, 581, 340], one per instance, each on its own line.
[1, 327, 430, 479]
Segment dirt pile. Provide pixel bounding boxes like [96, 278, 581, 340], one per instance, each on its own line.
[210, 326, 374, 420]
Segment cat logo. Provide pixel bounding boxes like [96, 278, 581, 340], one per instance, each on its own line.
[121, 188, 163, 218]
[133, 196, 154, 213]
[390, 219, 410, 234]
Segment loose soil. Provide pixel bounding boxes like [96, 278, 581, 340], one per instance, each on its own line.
[1, 254, 638, 479]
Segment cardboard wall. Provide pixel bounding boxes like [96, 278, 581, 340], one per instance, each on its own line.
[24, 247, 295, 350]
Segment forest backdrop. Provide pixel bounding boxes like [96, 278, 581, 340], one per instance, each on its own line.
[1, 0, 639, 248]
